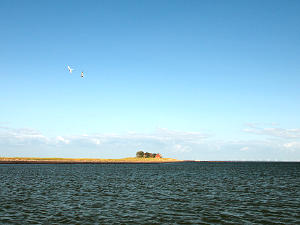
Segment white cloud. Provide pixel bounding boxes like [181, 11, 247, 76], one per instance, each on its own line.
[174, 144, 191, 153]
[243, 124, 300, 139]
[64, 128, 208, 146]
[0, 126, 48, 144]
[1, 125, 300, 160]
[0, 126, 209, 157]
[56, 136, 70, 144]
[240, 146, 249, 151]
[283, 142, 300, 151]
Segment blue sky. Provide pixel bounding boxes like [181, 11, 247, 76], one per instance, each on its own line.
[1, 0, 300, 160]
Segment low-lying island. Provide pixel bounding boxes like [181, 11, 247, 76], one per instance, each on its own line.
[0, 157, 182, 164]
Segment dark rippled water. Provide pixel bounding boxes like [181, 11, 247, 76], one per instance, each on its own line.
[1, 162, 300, 224]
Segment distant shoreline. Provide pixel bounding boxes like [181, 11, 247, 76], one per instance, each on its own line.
[0, 157, 182, 164]
[0, 161, 180, 164]
[0, 157, 300, 164]
[0, 158, 298, 164]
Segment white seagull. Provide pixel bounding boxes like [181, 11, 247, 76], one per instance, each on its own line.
[67, 65, 74, 74]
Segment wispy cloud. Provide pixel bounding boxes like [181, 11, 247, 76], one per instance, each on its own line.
[240, 146, 249, 151]
[283, 142, 300, 152]
[0, 126, 48, 144]
[56, 136, 70, 144]
[243, 124, 300, 139]
[61, 128, 209, 149]
[1, 125, 300, 160]
[0, 126, 208, 149]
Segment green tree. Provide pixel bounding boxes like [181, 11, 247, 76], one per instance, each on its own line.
[136, 151, 144, 158]
[144, 152, 151, 158]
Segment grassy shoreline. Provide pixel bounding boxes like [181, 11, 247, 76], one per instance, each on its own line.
[0, 157, 182, 164]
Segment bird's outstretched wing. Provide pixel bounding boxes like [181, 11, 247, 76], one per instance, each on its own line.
[67, 65, 74, 74]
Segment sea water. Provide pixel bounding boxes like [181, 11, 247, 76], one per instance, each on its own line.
[1, 162, 299, 224]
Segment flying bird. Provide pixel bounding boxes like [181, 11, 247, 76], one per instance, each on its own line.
[81, 72, 84, 78]
[67, 65, 74, 74]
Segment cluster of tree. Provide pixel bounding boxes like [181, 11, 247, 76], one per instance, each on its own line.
[136, 151, 161, 158]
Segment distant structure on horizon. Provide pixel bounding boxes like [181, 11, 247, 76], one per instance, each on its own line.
[155, 153, 162, 158]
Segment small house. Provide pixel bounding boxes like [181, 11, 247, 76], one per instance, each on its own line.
[155, 153, 162, 158]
